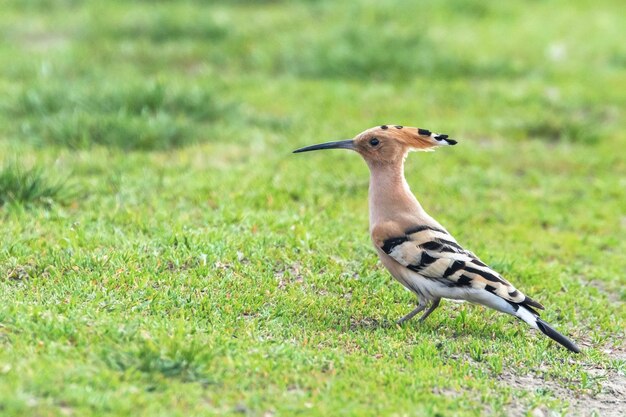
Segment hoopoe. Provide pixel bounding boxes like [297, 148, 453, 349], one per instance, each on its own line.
[294, 125, 580, 353]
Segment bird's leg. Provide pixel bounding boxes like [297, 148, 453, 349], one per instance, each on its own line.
[418, 298, 441, 322]
[396, 299, 428, 325]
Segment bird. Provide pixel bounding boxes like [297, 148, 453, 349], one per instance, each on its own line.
[293, 125, 580, 353]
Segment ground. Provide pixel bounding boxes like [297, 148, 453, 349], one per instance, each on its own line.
[0, 0, 625, 416]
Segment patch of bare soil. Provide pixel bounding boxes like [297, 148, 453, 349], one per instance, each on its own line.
[274, 262, 304, 289]
[586, 279, 622, 305]
[500, 350, 626, 417]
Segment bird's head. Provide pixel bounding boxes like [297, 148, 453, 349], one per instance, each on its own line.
[293, 125, 457, 167]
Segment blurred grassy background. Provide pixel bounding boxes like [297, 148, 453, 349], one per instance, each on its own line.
[0, 1, 625, 416]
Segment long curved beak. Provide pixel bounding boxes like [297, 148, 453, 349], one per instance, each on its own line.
[293, 139, 355, 154]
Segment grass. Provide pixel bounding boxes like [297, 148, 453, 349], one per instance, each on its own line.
[0, 162, 71, 208]
[0, 0, 625, 416]
[7, 81, 235, 150]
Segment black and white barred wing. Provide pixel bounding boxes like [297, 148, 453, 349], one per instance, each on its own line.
[381, 225, 544, 311]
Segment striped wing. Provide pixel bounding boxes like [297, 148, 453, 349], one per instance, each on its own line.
[380, 225, 544, 311]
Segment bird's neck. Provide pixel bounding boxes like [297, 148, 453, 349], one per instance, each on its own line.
[367, 158, 426, 227]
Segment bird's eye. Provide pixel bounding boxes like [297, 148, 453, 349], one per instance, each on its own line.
[369, 138, 380, 146]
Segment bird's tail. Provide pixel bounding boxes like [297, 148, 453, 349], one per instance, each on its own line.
[514, 306, 581, 353]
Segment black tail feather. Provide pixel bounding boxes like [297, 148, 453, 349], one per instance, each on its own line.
[536, 318, 581, 353]
[522, 295, 545, 311]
